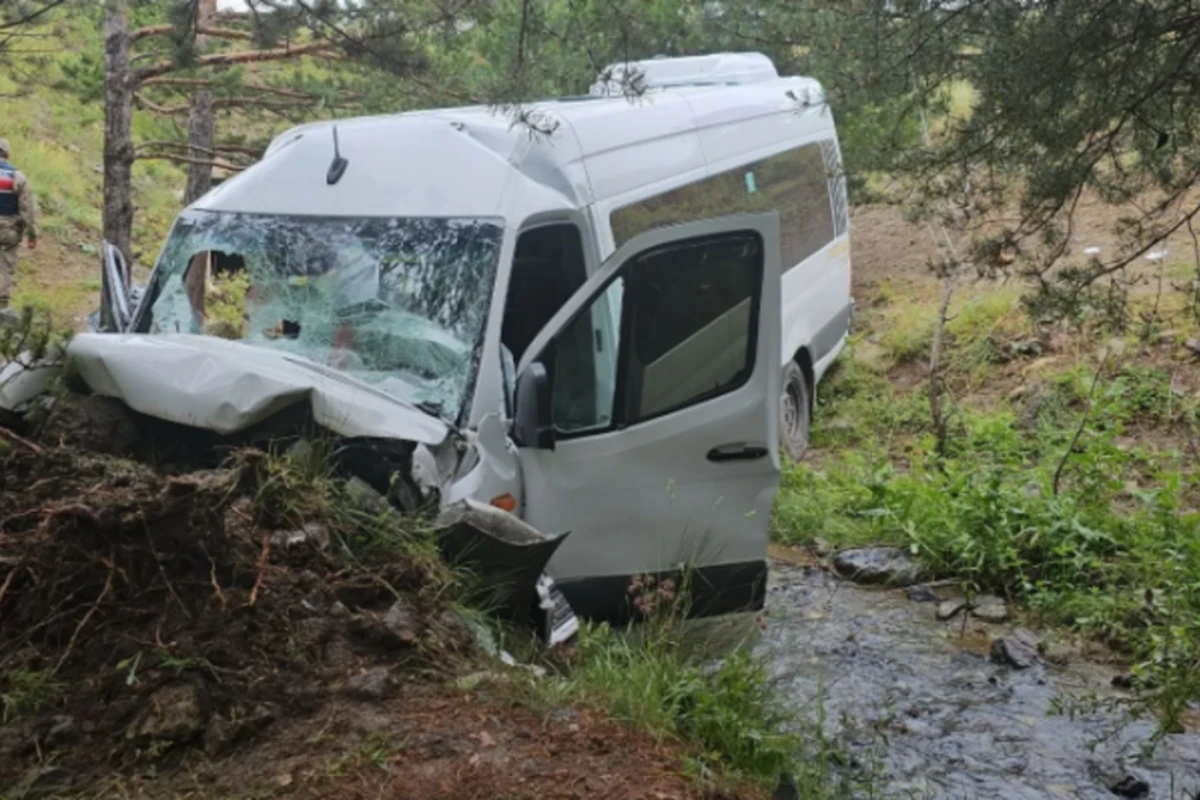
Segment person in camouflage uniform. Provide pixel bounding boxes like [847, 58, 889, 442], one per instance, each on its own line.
[0, 137, 38, 308]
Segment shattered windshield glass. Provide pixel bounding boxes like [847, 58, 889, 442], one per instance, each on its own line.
[145, 210, 504, 418]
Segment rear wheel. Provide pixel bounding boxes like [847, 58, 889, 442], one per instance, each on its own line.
[780, 361, 811, 461]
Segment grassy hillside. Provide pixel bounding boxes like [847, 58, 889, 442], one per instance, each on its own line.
[2, 13, 188, 326]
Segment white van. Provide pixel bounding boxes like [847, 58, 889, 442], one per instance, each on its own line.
[76, 52, 852, 622]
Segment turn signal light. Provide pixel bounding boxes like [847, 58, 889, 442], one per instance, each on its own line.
[490, 494, 517, 512]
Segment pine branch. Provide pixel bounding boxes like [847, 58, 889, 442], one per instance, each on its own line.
[131, 24, 255, 43]
[134, 41, 340, 84]
[139, 76, 321, 100]
[135, 153, 247, 171]
[137, 139, 263, 159]
[136, 92, 312, 114]
[134, 92, 186, 114]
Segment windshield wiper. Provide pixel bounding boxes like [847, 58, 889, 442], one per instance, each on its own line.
[416, 399, 444, 419]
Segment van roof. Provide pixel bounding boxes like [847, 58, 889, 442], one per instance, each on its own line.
[196, 57, 831, 221]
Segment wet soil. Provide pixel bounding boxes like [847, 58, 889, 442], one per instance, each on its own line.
[758, 561, 1200, 799]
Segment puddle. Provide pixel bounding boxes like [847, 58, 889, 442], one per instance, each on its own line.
[757, 563, 1200, 798]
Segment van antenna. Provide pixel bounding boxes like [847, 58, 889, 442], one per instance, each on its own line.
[326, 124, 348, 185]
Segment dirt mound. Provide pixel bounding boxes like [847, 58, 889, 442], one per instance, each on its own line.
[0, 401, 740, 800]
[0, 438, 467, 794]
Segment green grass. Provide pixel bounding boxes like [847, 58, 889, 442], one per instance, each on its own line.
[516, 617, 856, 796]
[1, 669, 63, 724]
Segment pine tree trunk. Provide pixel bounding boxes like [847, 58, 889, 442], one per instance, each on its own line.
[102, 0, 135, 266]
[183, 89, 214, 204]
[183, 0, 216, 205]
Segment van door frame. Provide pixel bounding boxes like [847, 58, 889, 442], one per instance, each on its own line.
[494, 211, 602, 419]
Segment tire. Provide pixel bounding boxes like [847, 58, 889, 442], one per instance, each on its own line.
[780, 361, 811, 461]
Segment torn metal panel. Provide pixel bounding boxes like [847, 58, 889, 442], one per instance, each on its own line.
[435, 500, 578, 644]
[67, 332, 450, 445]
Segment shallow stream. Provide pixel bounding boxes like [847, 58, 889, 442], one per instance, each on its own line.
[756, 561, 1200, 799]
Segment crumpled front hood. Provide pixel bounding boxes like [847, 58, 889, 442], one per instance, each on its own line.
[67, 333, 451, 445]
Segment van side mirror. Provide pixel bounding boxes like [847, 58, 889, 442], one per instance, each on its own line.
[513, 362, 555, 450]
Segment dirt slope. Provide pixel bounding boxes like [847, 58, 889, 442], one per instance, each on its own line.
[0, 397, 751, 800]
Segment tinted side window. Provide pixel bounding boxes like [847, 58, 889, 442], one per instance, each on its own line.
[547, 231, 762, 435]
[611, 142, 835, 270]
[551, 277, 624, 434]
[626, 233, 761, 421]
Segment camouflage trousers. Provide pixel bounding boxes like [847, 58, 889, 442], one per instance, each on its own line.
[0, 219, 21, 308]
[0, 245, 16, 308]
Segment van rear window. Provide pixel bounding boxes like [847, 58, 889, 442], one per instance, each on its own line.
[610, 142, 838, 270]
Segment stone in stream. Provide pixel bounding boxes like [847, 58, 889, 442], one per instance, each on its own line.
[990, 628, 1041, 669]
[1108, 774, 1150, 798]
[904, 583, 940, 603]
[832, 547, 922, 587]
[811, 537, 833, 558]
[971, 596, 1010, 623]
[937, 598, 969, 621]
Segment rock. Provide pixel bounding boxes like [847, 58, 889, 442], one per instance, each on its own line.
[346, 476, 389, 515]
[1109, 774, 1150, 798]
[383, 598, 422, 646]
[270, 522, 330, 551]
[990, 628, 1041, 669]
[548, 707, 581, 727]
[971, 597, 1010, 623]
[905, 584, 940, 603]
[832, 547, 922, 587]
[132, 684, 206, 742]
[1009, 338, 1043, 358]
[811, 537, 833, 558]
[1043, 642, 1074, 666]
[937, 598, 969, 621]
[1018, 390, 1047, 431]
[344, 667, 395, 700]
[1184, 337, 1200, 357]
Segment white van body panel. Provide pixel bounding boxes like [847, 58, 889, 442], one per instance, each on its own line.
[159, 51, 852, 619]
[514, 214, 782, 594]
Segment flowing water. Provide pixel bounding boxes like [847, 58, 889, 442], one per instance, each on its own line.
[755, 560, 1200, 799]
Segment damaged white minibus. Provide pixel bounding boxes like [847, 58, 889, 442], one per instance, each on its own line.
[69, 52, 853, 623]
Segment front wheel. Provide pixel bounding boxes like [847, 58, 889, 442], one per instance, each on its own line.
[780, 361, 811, 461]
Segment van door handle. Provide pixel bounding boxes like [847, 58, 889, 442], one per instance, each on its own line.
[706, 443, 769, 463]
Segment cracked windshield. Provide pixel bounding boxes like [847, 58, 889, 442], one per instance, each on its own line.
[146, 211, 504, 417]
